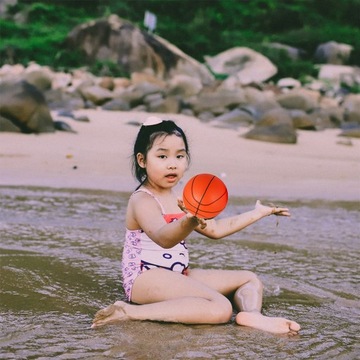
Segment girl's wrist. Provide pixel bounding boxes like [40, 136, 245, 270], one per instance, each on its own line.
[186, 213, 207, 229]
[251, 208, 268, 220]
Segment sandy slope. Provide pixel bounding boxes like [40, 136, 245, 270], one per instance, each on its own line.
[1, 109, 359, 201]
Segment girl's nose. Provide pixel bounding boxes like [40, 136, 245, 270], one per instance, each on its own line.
[168, 164, 176, 170]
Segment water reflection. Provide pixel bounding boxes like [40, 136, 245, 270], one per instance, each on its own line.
[0, 186, 359, 359]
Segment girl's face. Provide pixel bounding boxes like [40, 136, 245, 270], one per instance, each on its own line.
[137, 134, 189, 190]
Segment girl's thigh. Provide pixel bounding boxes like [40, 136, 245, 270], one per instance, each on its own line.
[188, 268, 259, 296]
[131, 268, 227, 305]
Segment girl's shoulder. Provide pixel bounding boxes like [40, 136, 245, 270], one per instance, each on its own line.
[129, 188, 166, 214]
[126, 189, 164, 229]
[130, 188, 157, 202]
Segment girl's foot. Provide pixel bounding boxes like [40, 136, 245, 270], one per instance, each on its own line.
[235, 311, 300, 335]
[91, 301, 130, 328]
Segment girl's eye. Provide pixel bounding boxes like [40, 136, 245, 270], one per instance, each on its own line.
[158, 155, 167, 159]
[177, 155, 185, 159]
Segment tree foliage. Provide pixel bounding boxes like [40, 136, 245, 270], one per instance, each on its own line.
[1, 0, 359, 80]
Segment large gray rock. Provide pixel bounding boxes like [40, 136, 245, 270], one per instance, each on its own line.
[314, 41, 353, 65]
[264, 42, 305, 61]
[289, 109, 316, 130]
[205, 47, 277, 85]
[276, 89, 320, 112]
[210, 108, 254, 129]
[0, 0, 17, 16]
[308, 108, 338, 130]
[0, 81, 55, 133]
[147, 95, 180, 113]
[0, 114, 21, 132]
[45, 88, 85, 111]
[66, 14, 214, 85]
[188, 88, 246, 114]
[167, 74, 203, 97]
[339, 128, 360, 138]
[318, 64, 360, 88]
[102, 98, 130, 111]
[342, 94, 360, 123]
[243, 108, 297, 144]
[23, 68, 53, 91]
[79, 85, 113, 105]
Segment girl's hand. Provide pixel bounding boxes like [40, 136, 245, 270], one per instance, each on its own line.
[255, 200, 291, 217]
[177, 198, 207, 229]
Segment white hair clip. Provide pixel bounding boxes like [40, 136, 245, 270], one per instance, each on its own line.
[142, 116, 163, 126]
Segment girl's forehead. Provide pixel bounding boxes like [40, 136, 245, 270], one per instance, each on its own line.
[152, 134, 185, 148]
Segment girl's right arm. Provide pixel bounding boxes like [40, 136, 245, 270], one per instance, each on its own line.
[128, 192, 200, 249]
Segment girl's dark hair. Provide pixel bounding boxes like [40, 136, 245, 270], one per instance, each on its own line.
[132, 120, 190, 185]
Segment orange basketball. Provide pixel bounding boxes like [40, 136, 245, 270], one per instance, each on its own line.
[183, 173, 228, 219]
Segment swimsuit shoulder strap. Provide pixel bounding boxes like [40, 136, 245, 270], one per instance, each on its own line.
[133, 188, 166, 215]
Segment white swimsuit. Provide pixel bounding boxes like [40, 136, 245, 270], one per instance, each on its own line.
[121, 189, 189, 301]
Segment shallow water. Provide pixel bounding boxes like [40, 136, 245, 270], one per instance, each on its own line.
[0, 186, 359, 360]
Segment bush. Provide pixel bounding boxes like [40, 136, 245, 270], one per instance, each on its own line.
[0, 0, 358, 86]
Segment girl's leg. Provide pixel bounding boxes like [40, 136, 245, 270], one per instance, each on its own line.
[188, 269, 262, 311]
[92, 268, 233, 328]
[188, 268, 301, 335]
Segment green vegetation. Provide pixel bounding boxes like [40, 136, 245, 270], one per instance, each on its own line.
[1, 0, 359, 82]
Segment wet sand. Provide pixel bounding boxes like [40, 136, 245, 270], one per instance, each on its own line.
[1, 109, 359, 201]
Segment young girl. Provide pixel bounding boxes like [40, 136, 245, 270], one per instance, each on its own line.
[92, 117, 300, 335]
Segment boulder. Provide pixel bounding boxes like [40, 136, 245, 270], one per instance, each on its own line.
[98, 76, 115, 91]
[23, 67, 53, 91]
[130, 72, 167, 88]
[339, 127, 360, 138]
[318, 65, 360, 88]
[243, 108, 297, 144]
[276, 88, 320, 111]
[66, 14, 214, 85]
[314, 41, 353, 65]
[342, 94, 360, 123]
[205, 47, 277, 85]
[52, 72, 72, 90]
[132, 81, 165, 97]
[277, 77, 301, 90]
[188, 88, 246, 114]
[147, 95, 180, 113]
[113, 77, 132, 89]
[0, 81, 55, 133]
[116, 86, 148, 107]
[45, 88, 85, 111]
[79, 85, 113, 105]
[0, 63, 24, 83]
[210, 108, 254, 129]
[102, 98, 130, 111]
[308, 108, 338, 130]
[243, 86, 277, 104]
[0, 0, 17, 16]
[289, 109, 316, 130]
[168, 74, 203, 97]
[264, 42, 305, 61]
[0, 114, 21, 132]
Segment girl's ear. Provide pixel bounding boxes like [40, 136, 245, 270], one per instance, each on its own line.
[136, 153, 146, 168]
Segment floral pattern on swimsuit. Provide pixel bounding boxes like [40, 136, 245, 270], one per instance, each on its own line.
[121, 190, 188, 302]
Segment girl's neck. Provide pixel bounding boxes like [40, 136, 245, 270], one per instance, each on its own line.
[142, 182, 172, 196]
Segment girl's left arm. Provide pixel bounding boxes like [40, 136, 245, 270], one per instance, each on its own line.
[195, 200, 290, 239]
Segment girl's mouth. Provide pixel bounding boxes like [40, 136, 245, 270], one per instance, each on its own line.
[166, 174, 177, 181]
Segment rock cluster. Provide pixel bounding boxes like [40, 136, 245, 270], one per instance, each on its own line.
[1, 60, 359, 143]
[0, 15, 359, 143]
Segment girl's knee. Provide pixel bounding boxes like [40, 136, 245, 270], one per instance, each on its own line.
[244, 271, 263, 290]
[209, 297, 233, 324]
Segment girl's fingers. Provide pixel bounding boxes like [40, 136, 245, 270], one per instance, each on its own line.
[272, 207, 291, 216]
[177, 198, 187, 213]
[178, 198, 207, 229]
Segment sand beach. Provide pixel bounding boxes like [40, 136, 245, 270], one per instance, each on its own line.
[1, 109, 359, 201]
